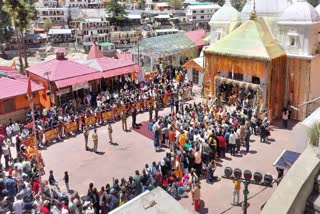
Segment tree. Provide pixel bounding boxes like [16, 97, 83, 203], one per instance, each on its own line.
[0, 0, 13, 58]
[44, 18, 53, 31]
[106, 0, 128, 26]
[168, 0, 183, 10]
[234, 0, 246, 11]
[2, 0, 35, 72]
[307, 0, 319, 7]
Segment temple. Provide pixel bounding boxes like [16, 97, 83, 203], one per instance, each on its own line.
[203, 0, 320, 121]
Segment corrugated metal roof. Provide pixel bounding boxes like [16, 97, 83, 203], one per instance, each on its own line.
[27, 58, 98, 81]
[48, 29, 72, 35]
[184, 29, 207, 46]
[0, 77, 43, 99]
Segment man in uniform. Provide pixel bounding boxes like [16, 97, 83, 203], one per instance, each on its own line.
[108, 123, 113, 144]
[92, 129, 98, 153]
[132, 106, 137, 128]
[83, 126, 89, 151]
[121, 110, 128, 131]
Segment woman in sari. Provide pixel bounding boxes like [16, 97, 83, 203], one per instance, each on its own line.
[174, 155, 183, 179]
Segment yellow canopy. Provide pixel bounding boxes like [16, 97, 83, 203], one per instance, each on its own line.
[204, 17, 286, 61]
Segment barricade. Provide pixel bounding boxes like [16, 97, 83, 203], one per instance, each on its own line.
[24, 92, 193, 144]
[65, 121, 78, 134]
[45, 127, 58, 142]
[85, 115, 96, 126]
[102, 111, 113, 121]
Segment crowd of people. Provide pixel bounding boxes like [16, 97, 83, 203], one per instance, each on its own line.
[0, 66, 194, 213]
[0, 63, 274, 213]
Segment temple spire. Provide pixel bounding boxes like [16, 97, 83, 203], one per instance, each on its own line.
[249, 0, 257, 20]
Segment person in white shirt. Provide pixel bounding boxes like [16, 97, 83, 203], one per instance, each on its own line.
[13, 199, 24, 214]
[13, 122, 20, 136]
[5, 125, 13, 144]
[229, 130, 236, 156]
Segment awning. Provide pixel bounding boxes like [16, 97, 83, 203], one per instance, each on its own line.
[101, 64, 140, 78]
[98, 42, 115, 47]
[26, 34, 42, 40]
[54, 72, 101, 88]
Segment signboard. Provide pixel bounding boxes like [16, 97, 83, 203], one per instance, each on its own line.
[72, 82, 89, 91]
[57, 87, 71, 96]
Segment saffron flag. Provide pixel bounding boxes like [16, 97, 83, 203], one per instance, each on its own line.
[27, 78, 33, 101]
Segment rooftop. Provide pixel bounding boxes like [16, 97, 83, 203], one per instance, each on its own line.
[110, 187, 193, 214]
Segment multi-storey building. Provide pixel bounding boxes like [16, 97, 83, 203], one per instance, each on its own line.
[186, 4, 221, 30]
[37, 7, 69, 26]
[65, 0, 104, 8]
[76, 18, 114, 46]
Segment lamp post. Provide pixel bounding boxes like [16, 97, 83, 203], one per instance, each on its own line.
[223, 167, 273, 214]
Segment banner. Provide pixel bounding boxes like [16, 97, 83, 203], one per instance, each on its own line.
[65, 121, 78, 134]
[85, 115, 96, 126]
[147, 99, 154, 107]
[45, 128, 58, 142]
[102, 111, 112, 121]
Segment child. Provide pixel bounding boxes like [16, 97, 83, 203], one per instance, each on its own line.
[63, 171, 69, 193]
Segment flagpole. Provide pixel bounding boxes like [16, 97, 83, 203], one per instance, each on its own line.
[27, 78, 43, 199]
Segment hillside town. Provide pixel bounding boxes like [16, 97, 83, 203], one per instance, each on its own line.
[1, 0, 320, 213]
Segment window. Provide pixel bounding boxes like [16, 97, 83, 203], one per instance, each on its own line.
[200, 16, 204, 19]
[193, 10, 197, 14]
[290, 37, 295, 46]
[216, 32, 221, 40]
[200, 10, 204, 13]
[288, 32, 299, 47]
[192, 69, 199, 84]
[193, 16, 196, 19]
[3, 99, 15, 113]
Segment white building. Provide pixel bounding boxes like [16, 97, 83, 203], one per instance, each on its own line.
[65, 0, 104, 8]
[186, 4, 221, 29]
[208, 0, 320, 120]
[37, 7, 69, 25]
[76, 18, 114, 46]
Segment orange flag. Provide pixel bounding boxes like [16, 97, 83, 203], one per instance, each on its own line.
[27, 78, 33, 100]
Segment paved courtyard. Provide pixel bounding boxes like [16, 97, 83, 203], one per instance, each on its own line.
[40, 93, 297, 214]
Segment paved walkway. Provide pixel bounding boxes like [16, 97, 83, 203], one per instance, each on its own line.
[39, 89, 297, 214]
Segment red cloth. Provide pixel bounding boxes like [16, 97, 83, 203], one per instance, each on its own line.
[194, 199, 200, 211]
[218, 136, 226, 148]
[40, 206, 50, 214]
[32, 180, 40, 193]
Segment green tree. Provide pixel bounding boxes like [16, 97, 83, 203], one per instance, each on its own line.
[307, 0, 319, 7]
[44, 18, 53, 31]
[168, 0, 183, 9]
[2, 0, 35, 72]
[0, 0, 13, 58]
[106, 0, 128, 26]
